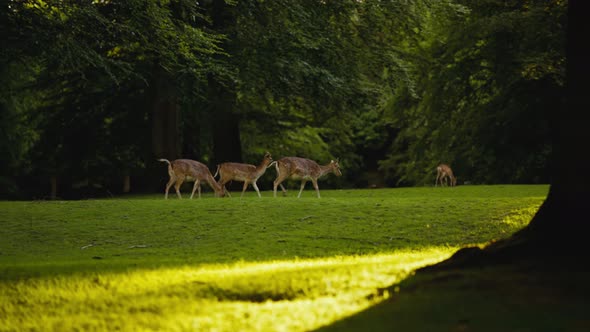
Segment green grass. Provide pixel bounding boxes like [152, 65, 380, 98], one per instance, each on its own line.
[0, 185, 549, 331]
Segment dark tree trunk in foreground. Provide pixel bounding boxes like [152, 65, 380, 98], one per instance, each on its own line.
[526, 0, 590, 237]
[422, 0, 590, 271]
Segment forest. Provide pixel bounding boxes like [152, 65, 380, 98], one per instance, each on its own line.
[0, 0, 566, 199]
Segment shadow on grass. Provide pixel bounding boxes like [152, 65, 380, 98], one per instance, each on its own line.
[314, 259, 590, 332]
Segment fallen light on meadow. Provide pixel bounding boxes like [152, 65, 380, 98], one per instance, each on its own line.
[0, 248, 455, 331]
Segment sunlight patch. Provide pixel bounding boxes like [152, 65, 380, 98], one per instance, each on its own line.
[0, 249, 455, 332]
[500, 206, 540, 227]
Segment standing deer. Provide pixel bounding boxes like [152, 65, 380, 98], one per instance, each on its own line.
[435, 163, 457, 187]
[158, 159, 224, 199]
[213, 152, 273, 198]
[271, 157, 342, 198]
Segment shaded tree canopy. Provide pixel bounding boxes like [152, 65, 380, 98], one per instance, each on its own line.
[0, 0, 566, 198]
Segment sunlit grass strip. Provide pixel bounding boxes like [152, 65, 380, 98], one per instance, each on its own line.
[0, 247, 455, 332]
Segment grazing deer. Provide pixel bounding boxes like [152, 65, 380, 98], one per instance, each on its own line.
[158, 159, 224, 199]
[435, 163, 457, 187]
[213, 152, 273, 198]
[271, 157, 342, 198]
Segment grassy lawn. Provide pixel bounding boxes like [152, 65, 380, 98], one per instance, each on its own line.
[0, 185, 550, 331]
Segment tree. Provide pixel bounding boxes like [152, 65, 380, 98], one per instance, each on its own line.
[1, 0, 222, 198]
[380, 0, 565, 186]
[232, 0, 432, 187]
[422, 0, 590, 270]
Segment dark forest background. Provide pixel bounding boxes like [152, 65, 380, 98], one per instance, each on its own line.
[0, 0, 566, 199]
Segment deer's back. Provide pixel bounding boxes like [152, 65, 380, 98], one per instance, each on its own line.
[278, 157, 321, 177]
[219, 162, 259, 181]
[437, 164, 454, 176]
[172, 159, 212, 179]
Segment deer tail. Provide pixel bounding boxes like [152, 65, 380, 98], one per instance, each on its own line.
[158, 159, 175, 178]
[268, 161, 280, 176]
[157, 158, 171, 166]
[276, 161, 281, 176]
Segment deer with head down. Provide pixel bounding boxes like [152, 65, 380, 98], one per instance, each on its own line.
[271, 157, 342, 198]
[435, 163, 457, 187]
[158, 159, 224, 199]
[213, 152, 273, 198]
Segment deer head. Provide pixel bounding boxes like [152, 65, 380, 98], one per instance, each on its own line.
[331, 159, 342, 176]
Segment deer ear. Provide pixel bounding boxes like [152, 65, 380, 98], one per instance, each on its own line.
[331, 159, 334, 163]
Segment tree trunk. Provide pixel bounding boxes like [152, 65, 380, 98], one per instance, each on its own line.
[50, 176, 57, 200]
[150, 65, 180, 160]
[209, 74, 242, 164]
[207, 0, 242, 165]
[510, 0, 589, 243]
[525, 0, 590, 238]
[122, 175, 131, 193]
[420, 0, 590, 272]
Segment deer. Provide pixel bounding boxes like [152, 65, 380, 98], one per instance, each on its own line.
[158, 159, 224, 199]
[213, 152, 273, 198]
[435, 163, 457, 187]
[271, 157, 342, 198]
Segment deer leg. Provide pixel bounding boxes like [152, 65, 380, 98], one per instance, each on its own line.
[252, 182, 262, 198]
[174, 177, 184, 199]
[240, 181, 249, 198]
[274, 175, 288, 197]
[311, 179, 321, 198]
[164, 176, 176, 199]
[219, 179, 232, 198]
[439, 174, 446, 187]
[297, 180, 307, 198]
[190, 180, 200, 199]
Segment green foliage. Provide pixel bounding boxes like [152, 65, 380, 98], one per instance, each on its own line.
[2, 0, 224, 197]
[234, 0, 433, 185]
[381, 0, 565, 185]
[0, 0, 564, 197]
